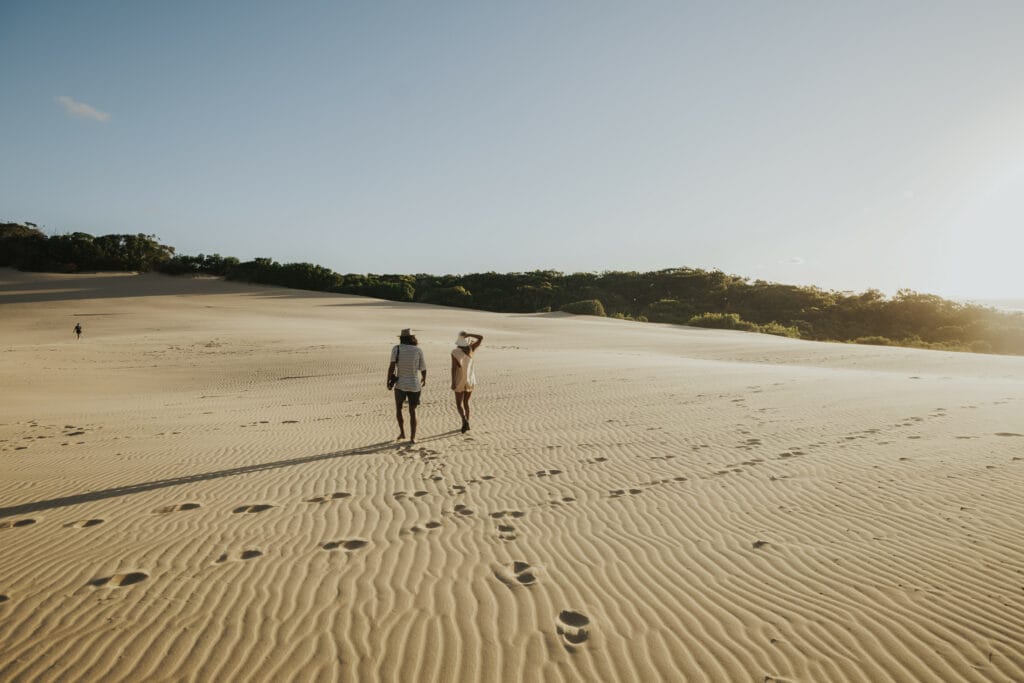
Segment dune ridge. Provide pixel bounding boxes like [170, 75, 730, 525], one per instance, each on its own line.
[2, 270, 1023, 682]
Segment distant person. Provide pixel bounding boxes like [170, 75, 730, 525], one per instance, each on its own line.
[387, 328, 427, 444]
[451, 331, 483, 433]
[74, 323, 82, 340]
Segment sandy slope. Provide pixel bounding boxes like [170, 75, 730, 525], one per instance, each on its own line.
[1, 269, 1023, 682]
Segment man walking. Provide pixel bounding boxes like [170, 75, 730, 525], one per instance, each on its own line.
[387, 328, 427, 444]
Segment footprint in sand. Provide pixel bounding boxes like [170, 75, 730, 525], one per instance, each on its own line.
[494, 561, 538, 587]
[0, 519, 36, 530]
[496, 524, 518, 541]
[489, 510, 525, 519]
[531, 469, 563, 478]
[0, 594, 8, 603]
[396, 490, 428, 499]
[89, 571, 149, 588]
[232, 504, 274, 514]
[216, 549, 263, 563]
[305, 492, 350, 503]
[322, 539, 368, 551]
[453, 504, 475, 516]
[995, 432, 1023, 437]
[556, 610, 591, 646]
[425, 521, 442, 529]
[65, 519, 104, 528]
[153, 503, 200, 514]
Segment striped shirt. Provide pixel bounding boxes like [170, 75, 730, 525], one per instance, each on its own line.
[390, 344, 426, 392]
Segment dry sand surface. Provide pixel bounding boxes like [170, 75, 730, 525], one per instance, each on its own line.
[2, 268, 1024, 682]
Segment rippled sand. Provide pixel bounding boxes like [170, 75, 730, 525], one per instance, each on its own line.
[2, 269, 1023, 682]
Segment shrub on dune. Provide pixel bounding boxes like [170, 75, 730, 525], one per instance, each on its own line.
[560, 299, 607, 316]
[687, 312, 759, 332]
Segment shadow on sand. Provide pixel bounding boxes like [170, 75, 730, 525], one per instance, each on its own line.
[0, 270, 380, 306]
[0, 436, 456, 518]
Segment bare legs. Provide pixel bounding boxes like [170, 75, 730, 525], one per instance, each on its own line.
[455, 391, 472, 432]
[395, 392, 419, 443]
[408, 404, 417, 443]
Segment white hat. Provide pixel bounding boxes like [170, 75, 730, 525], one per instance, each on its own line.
[456, 334, 471, 347]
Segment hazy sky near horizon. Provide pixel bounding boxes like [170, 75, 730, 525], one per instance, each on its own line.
[3, 1, 1022, 298]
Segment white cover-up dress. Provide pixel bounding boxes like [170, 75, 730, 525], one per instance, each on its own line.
[451, 348, 476, 392]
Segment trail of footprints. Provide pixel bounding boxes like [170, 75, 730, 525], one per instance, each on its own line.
[6, 398, 1018, 652]
[0, 421, 91, 453]
[4, 479, 601, 648]
[24, 405, 1017, 642]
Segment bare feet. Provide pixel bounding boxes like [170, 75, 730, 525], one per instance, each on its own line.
[397, 433, 406, 441]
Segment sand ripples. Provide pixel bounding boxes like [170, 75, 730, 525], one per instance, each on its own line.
[2, 273, 1024, 681]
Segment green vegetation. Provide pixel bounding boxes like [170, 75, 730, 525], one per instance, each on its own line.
[3, 221, 1022, 356]
[687, 312, 800, 338]
[1, 224, 174, 272]
[560, 299, 606, 316]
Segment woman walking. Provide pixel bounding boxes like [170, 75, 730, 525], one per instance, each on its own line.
[451, 331, 483, 433]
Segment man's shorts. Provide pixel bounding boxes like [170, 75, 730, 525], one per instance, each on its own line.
[394, 389, 421, 408]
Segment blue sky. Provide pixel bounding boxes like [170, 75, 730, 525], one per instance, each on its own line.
[2, 1, 1022, 298]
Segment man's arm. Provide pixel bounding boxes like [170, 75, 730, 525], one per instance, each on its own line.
[386, 346, 397, 386]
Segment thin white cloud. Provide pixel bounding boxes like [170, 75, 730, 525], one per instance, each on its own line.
[56, 95, 110, 122]
[777, 256, 805, 265]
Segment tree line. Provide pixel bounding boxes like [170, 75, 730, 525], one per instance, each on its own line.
[3, 222, 1022, 355]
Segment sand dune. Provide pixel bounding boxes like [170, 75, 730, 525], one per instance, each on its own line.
[2, 269, 1023, 682]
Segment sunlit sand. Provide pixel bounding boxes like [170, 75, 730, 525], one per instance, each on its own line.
[2, 269, 1023, 681]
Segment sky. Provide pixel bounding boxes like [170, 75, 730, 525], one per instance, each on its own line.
[2, 1, 1023, 299]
